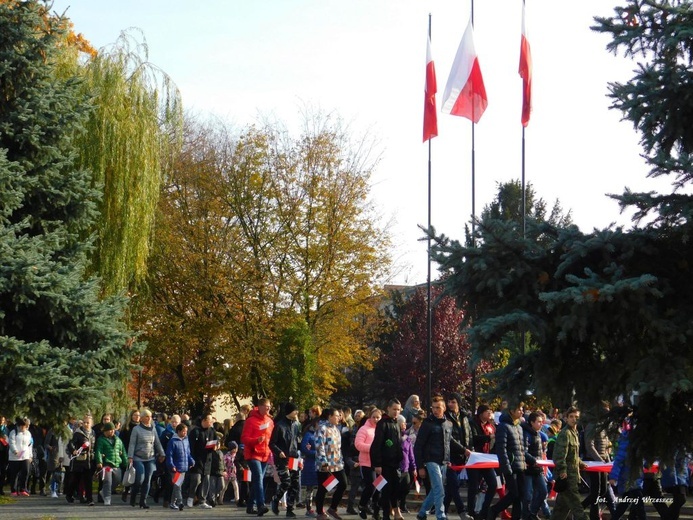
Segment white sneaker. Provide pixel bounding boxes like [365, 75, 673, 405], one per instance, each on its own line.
[51, 491, 58, 498]
[187, 498, 194, 508]
[198, 502, 213, 509]
[104, 497, 111, 506]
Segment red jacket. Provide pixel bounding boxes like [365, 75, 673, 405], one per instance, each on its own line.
[241, 408, 274, 462]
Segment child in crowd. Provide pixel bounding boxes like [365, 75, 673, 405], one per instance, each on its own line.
[165, 423, 195, 512]
[224, 441, 239, 504]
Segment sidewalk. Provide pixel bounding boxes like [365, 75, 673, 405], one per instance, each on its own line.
[0, 494, 258, 519]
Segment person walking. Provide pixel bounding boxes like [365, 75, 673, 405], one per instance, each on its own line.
[270, 403, 302, 518]
[242, 398, 275, 516]
[550, 407, 587, 520]
[127, 409, 165, 509]
[371, 399, 404, 520]
[94, 422, 127, 506]
[314, 409, 348, 520]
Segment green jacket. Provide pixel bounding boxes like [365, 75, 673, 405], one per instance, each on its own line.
[95, 434, 127, 470]
[553, 427, 582, 477]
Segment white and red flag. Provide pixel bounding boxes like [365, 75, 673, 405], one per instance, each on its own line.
[173, 471, 185, 486]
[423, 34, 438, 142]
[463, 452, 499, 469]
[442, 18, 488, 123]
[519, 0, 532, 126]
[288, 457, 301, 471]
[205, 439, 218, 450]
[242, 468, 252, 482]
[101, 465, 112, 479]
[373, 474, 388, 491]
[322, 474, 338, 491]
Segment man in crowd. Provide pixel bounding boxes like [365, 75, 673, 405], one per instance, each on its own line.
[270, 403, 301, 518]
[371, 399, 404, 520]
[242, 398, 275, 517]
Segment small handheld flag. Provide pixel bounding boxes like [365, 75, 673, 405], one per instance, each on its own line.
[323, 474, 338, 491]
[242, 468, 252, 482]
[414, 477, 421, 495]
[288, 457, 300, 471]
[373, 474, 387, 491]
[101, 466, 112, 479]
[173, 472, 185, 487]
[205, 439, 218, 450]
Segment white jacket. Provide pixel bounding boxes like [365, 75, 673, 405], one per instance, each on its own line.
[8, 429, 33, 462]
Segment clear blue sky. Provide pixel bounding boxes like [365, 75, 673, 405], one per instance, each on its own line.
[53, 0, 674, 284]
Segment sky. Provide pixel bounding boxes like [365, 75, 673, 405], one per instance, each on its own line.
[52, 0, 676, 285]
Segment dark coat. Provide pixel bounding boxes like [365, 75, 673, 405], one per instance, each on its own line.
[495, 411, 526, 475]
[370, 415, 403, 469]
[471, 417, 495, 454]
[188, 425, 217, 475]
[521, 422, 543, 475]
[414, 415, 460, 467]
[270, 416, 300, 467]
[67, 427, 96, 472]
[300, 427, 318, 487]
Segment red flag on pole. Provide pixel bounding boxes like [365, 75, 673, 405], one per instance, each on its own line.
[442, 19, 488, 123]
[423, 34, 438, 142]
[519, 0, 532, 127]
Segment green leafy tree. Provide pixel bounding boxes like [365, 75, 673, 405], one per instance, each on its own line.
[430, 0, 693, 469]
[274, 318, 318, 411]
[0, 1, 138, 427]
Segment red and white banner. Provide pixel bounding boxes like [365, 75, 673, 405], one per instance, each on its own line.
[373, 474, 387, 491]
[582, 461, 613, 473]
[536, 460, 555, 468]
[463, 452, 499, 469]
[323, 474, 338, 491]
[173, 471, 185, 486]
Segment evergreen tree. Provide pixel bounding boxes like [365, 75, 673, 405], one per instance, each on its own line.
[0, 1, 137, 427]
[430, 0, 693, 468]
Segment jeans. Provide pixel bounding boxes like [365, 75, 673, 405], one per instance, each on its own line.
[131, 459, 156, 506]
[247, 459, 268, 509]
[444, 467, 465, 515]
[420, 462, 446, 520]
[523, 473, 547, 518]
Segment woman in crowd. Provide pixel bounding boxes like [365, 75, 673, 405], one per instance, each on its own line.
[355, 406, 382, 520]
[315, 409, 348, 520]
[7, 417, 33, 497]
[127, 409, 165, 509]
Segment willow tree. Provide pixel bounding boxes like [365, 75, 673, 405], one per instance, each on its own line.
[73, 30, 182, 296]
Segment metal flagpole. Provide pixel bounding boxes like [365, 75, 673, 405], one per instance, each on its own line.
[427, 13, 433, 409]
[469, 0, 478, 411]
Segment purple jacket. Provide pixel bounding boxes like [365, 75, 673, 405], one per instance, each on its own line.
[400, 432, 416, 473]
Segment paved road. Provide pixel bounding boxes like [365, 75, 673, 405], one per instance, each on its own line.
[2, 493, 693, 520]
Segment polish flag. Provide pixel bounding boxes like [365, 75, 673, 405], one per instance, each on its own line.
[173, 471, 185, 486]
[463, 452, 499, 469]
[519, 0, 532, 127]
[205, 439, 218, 449]
[322, 474, 338, 491]
[288, 457, 300, 471]
[0, 438, 8, 446]
[582, 461, 614, 473]
[81, 441, 90, 449]
[423, 34, 438, 142]
[101, 466, 112, 479]
[373, 474, 388, 491]
[441, 18, 488, 123]
[242, 468, 252, 482]
[535, 460, 555, 468]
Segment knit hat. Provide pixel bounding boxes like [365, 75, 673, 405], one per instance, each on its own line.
[227, 441, 239, 451]
[284, 402, 298, 415]
[103, 422, 116, 432]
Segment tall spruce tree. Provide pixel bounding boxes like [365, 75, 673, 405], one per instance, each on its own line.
[0, 1, 137, 426]
[430, 0, 693, 468]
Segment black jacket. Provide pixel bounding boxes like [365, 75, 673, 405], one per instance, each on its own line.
[445, 410, 472, 465]
[270, 416, 300, 467]
[188, 425, 217, 475]
[67, 427, 96, 472]
[414, 415, 462, 467]
[495, 411, 526, 475]
[370, 415, 403, 469]
[521, 422, 543, 475]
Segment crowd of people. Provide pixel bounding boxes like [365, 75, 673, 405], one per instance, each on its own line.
[0, 394, 690, 520]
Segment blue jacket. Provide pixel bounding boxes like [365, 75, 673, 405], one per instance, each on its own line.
[608, 430, 642, 494]
[300, 427, 318, 487]
[661, 453, 690, 489]
[166, 435, 195, 473]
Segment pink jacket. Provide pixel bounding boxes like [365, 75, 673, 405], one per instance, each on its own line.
[354, 420, 377, 468]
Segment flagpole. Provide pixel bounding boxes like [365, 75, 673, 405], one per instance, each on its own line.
[521, 0, 528, 357]
[469, 0, 478, 412]
[426, 13, 433, 410]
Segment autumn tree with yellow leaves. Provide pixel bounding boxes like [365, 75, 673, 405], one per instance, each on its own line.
[136, 114, 391, 414]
